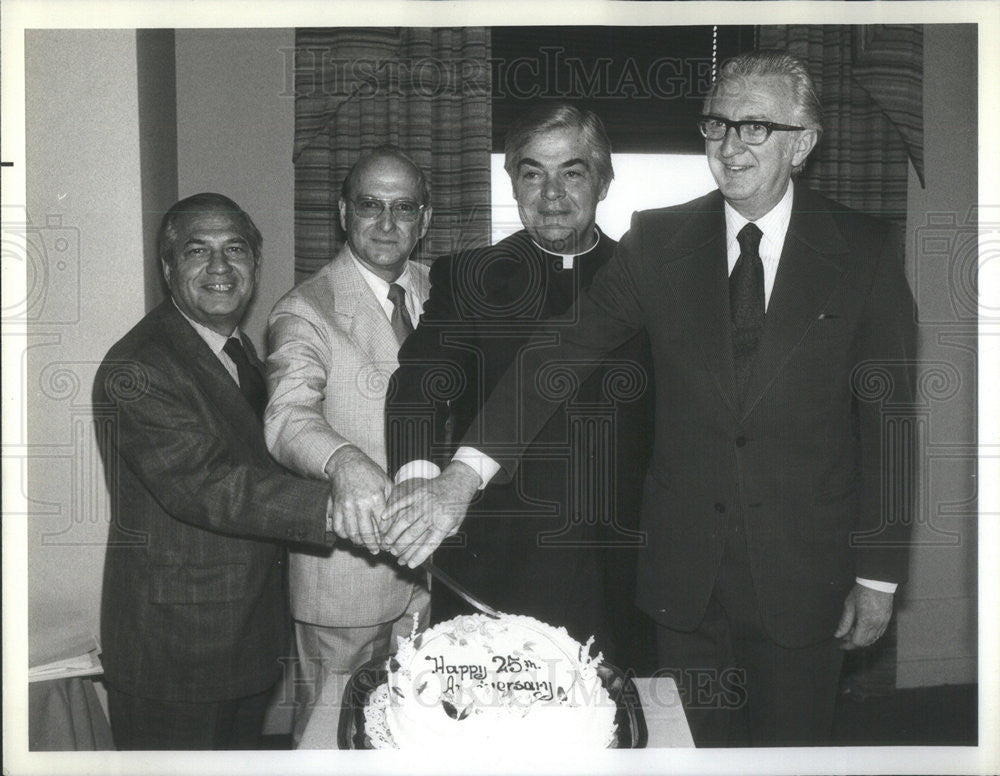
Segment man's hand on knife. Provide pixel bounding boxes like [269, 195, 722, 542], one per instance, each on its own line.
[379, 461, 481, 567]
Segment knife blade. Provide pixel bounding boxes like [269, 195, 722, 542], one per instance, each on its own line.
[422, 559, 501, 618]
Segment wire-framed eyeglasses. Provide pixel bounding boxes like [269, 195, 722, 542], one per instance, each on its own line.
[698, 115, 807, 145]
[350, 197, 426, 222]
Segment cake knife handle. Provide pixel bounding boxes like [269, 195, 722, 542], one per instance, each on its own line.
[422, 559, 502, 618]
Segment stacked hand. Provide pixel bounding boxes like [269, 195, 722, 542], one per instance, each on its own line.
[326, 454, 480, 566]
[325, 445, 392, 555]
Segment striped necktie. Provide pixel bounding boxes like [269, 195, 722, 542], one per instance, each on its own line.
[387, 282, 415, 346]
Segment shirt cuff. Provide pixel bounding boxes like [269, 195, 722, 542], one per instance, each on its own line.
[395, 460, 442, 484]
[856, 577, 897, 594]
[452, 447, 501, 490]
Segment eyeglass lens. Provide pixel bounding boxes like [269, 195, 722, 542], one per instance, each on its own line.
[354, 198, 423, 221]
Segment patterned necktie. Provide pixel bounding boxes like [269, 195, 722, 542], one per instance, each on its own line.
[387, 283, 415, 346]
[223, 336, 267, 418]
[730, 222, 765, 397]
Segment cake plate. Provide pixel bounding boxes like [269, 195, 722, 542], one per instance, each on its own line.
[337, 655, 648, 749]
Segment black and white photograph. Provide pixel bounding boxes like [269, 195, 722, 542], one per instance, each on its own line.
[2, 2, 997, 775]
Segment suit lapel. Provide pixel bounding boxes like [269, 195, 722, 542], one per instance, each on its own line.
[156, 302, 261, 430]
[661, 197, 740, 416]
[740, 187, 850, 418]
[328, 249, 401, 368]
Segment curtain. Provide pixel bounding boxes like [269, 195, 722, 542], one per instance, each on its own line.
[758, 25, 924, 226]
[293, 28, 492, 282]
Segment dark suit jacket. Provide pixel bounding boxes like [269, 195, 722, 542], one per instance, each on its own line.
[386, 229, 654, 649]
[474, 187, 918, 648]
[94, 300, 334, 702]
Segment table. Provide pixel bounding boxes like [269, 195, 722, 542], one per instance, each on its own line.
[298, 674, 693, 749]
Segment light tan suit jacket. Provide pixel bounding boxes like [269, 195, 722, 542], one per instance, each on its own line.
[264, 247, 431, 626]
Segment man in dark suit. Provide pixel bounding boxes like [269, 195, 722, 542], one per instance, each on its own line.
[382, 51, 917, 746]
[385, 103, 656, 670]
[93, 193, 334, 749]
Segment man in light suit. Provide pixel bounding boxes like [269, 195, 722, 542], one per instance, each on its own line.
[264, 146, 432, 743]
[382, 51, 918, 746]
[94, 193, 335, 749]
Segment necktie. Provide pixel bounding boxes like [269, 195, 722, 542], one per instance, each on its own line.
[223, 336, 267, 418]
[387, 283, 415, 346]
[730, 222, 765, 398]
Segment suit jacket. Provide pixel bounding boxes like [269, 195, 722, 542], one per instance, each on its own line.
[264, 247, 431, 627]
[475, 187, 918, 648]
[94, 300, 333, 702]
[386, 229, 654, 648]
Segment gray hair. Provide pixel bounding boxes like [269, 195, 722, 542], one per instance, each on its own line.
[503, 102, 614, 189]
[340, 144, 431, 205]
[158, 192, 262, 267]
[708, 49, 824, 134]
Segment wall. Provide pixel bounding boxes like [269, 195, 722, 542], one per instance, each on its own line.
[24, 30, 150, 666]
[174, 28, 297, 354]
[896, 24, 979, 688]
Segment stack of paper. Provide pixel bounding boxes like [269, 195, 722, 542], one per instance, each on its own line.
[28, 636, 103, 683]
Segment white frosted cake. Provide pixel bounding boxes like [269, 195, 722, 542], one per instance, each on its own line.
[363, 614, 618, 749]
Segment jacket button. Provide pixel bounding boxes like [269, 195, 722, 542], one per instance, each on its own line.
[714, 503, 726, 513]
[735, 436, 747, 447]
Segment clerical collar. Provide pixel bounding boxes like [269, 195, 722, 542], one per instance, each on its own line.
[529, 228, 600, 270]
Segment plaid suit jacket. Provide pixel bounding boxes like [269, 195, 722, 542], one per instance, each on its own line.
[94, 300, 333, 702]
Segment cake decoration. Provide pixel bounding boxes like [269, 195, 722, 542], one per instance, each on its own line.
[363, 613, 618, 749]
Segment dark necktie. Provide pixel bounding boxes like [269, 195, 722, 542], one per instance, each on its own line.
[730, 222, 765, 397]
[223, 336, 267, 418]
[387, 283, 415, 346]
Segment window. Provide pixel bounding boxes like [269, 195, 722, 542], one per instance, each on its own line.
[489, 25, 751, 243]
[491, 152, 716, 243]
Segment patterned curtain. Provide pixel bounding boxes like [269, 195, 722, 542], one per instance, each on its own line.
[294, 28, 492, 281]
[758, 25, 924, 226]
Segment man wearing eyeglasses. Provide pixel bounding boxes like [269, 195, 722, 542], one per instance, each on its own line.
[381, 51, 917, 746]
[263, 145, 432, 744]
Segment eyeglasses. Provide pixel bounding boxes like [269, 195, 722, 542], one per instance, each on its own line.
[698, 115, 807, 145]
[350, 197, 425, 222]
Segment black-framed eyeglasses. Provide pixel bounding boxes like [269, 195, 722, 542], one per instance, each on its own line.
[698, 115, 807, 145]
[350, 197, 425, 222]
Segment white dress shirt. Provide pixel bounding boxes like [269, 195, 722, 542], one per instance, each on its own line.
[725, 181, 794, 311]
[350, 250, 425, 325]
[172, 299, 243, 385]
